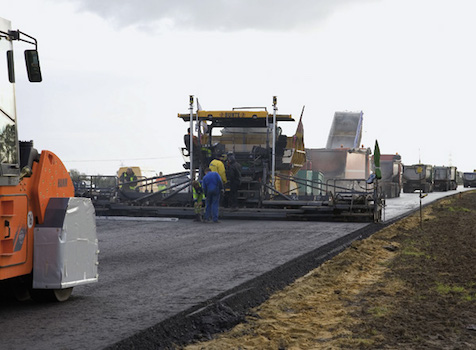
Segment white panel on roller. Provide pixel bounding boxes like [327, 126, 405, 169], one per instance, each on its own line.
[33, 197, 99, 289]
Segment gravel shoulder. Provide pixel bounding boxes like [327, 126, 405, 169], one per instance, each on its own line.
[183, 191, 476, 349]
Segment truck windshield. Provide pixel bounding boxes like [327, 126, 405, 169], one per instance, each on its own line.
[0, 17, 19, 168]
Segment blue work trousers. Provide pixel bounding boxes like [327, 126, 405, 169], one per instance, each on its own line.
[205, 189, 220, 222]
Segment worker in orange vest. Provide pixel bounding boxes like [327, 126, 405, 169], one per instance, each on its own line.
[157, 171, 167, 193]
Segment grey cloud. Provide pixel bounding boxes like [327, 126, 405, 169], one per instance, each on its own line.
[64, 0, 379, 31]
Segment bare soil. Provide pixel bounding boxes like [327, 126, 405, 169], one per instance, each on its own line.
[183, 191, 476, 349]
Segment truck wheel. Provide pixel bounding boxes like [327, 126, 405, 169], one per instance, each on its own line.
[51, 288, 73, 302]
[13, 289, 31, 302]
[7, 278, 32, 302]
[31, 287, 73, 302]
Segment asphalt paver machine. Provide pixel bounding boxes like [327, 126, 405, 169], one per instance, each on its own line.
[178, 101, 298, 207]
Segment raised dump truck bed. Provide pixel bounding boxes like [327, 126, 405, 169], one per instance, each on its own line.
[326, 111, 363, 149]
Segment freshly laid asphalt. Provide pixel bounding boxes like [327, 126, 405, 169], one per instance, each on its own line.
[0, 188, 469, 350]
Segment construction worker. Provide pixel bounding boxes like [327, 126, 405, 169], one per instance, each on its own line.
[120, 168, 137, 192]
[209, 154, 227, 184]
[192, 180, 205, 222]
[202, 167, 223, 223]
[157, 171, 167, 193]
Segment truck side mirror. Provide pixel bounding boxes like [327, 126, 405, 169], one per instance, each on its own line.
[7, 50, 15, 83]
[24, 49, 42, 82]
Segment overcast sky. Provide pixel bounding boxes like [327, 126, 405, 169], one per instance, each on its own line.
[2, 0, 476, 175]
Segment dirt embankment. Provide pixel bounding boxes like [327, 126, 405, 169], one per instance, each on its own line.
[183, 191, 476, 349]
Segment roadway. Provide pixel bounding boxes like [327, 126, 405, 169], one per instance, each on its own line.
[0, 187, 470, 350]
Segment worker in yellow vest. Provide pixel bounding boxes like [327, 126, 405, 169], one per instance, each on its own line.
[120, 168, 138, 192]
[192, 180, 205, 222]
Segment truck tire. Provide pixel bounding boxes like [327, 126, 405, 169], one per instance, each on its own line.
[30, 287, 73, 302]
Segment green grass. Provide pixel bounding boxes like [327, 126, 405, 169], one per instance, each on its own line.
[401, 247, 429, 258]
[368, 306, 389, 317]
[436, 284, 465, 294]
[435, 283, 475, 301]
[447, 206, 471, 212]
[463, 294, 476, 302]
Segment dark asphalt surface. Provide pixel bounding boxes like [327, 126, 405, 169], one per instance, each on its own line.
[0, 188, 468, 350]
[0, 218, 366, 350]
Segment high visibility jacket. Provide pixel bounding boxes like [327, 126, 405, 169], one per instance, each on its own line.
[193, 185, 205, 202]
[120, 173, 137, 190]
[157, 177, 167, 191]
[209, 159, 227, 184]
[202, 146, 212, 158]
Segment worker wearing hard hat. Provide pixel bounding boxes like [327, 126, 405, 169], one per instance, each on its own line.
[209, 154, 227, 184]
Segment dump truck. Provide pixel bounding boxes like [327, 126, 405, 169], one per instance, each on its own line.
[433, 166, 458, 191]
[377, 154, 402, 198]
[457, 171, 464, 186]
[402, 164, 434, 193]
[0, 18, 98, 301]
[306, 147, 371, 182]
[307, 111, 371, 185]
[299, 111, 381, 221]
[462, 171, 476, 188]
